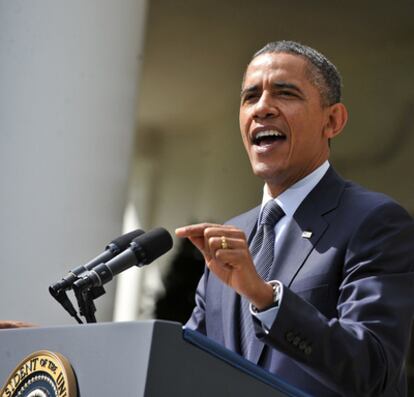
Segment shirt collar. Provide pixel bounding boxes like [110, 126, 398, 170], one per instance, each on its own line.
[262, 161, 330, 217]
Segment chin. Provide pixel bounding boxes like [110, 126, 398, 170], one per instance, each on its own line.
[251, 163, 284, 181]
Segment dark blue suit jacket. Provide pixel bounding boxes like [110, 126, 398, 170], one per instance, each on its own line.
[186, 167, 414, 396]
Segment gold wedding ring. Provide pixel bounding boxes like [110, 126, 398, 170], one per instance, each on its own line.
[221, 236, 229, 250]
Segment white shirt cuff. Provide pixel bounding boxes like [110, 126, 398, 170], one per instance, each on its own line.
[249, 280, 283, 331]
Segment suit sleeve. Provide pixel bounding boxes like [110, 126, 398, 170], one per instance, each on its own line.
[185, 266, 209, 334]
[255, 201, 414, 396]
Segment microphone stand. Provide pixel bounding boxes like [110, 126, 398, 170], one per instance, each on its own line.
[73, 283, 106, 323]
[49, 287, 83, 324]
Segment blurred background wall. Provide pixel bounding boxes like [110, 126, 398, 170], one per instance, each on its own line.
[116, 0, 414, 321]
[1, 0, 413, 387]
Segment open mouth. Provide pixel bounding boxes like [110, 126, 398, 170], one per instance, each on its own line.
[252, 130, 286, 146]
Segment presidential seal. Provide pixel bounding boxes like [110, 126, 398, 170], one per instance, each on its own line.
[0, 351, 77, 397]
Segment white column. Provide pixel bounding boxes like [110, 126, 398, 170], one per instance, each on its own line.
[0, 0, 147, 325]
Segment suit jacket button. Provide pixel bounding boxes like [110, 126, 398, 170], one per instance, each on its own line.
[293, 336, 301, 346]
[286, 331, 295, 342]
[299, 341, 307, 350]
[304, 346, 312, 355]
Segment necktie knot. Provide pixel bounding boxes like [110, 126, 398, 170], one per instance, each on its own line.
[260, 200, 285, 227]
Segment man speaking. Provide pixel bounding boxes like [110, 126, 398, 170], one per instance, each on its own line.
[176, 41, 414, 396]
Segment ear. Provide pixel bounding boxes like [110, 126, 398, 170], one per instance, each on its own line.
[323, 103, 348, 139]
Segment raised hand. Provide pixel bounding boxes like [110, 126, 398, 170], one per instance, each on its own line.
[176, 223, 273, 309]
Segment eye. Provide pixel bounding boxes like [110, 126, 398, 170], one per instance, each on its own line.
[242, 93, 259, 103]
[279, 90, 296, 97]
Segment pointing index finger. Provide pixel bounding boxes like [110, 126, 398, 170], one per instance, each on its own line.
[175, 223, 220, 238]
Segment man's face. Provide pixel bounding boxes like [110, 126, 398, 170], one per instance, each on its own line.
[239, 52, 332, 195]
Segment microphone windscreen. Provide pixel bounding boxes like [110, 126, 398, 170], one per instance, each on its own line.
[134, 227, 173, 264]
[109, 229, 145, 251]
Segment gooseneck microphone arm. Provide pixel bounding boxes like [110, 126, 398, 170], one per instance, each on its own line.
[72, 227, 173, 323]
[49, 229, 145, 323]
[53, 290, 84, 324]
[49, 229, 145, 296]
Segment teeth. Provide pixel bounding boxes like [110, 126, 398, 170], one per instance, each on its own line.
[255, 130, 284, 139]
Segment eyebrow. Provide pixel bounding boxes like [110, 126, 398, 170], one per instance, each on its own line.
[240, 85, 259, 98]
[240, 81, 305, 98]
[273, 82, 304, 95]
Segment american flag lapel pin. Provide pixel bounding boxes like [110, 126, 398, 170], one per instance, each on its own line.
[302, 231, 313, 239]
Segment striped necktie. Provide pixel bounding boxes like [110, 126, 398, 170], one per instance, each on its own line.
[239, 200, 285, 360]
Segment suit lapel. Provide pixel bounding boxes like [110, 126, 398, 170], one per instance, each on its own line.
[221, 205, 260, 353]
[269, 204, 328, 286]
[274, 167, 345, 286]
[249, 167, 346, 364]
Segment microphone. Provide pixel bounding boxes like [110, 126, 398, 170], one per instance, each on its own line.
[49, 228, 145, 296]
[73, 227, 173, 290]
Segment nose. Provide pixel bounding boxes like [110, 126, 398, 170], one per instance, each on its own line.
[253, 92, 278, 120]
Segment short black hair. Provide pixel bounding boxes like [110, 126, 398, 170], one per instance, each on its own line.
[251, 41, 342, 106]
